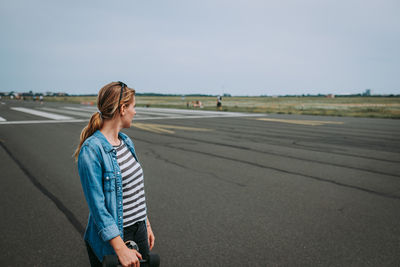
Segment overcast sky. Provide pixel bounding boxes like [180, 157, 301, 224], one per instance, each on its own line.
[1, 0, 399, 96]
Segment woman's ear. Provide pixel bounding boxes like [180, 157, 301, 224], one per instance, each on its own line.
[120, 104, 126, 116]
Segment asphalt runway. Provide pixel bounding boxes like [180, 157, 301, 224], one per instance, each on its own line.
[1, 100, 400, 266]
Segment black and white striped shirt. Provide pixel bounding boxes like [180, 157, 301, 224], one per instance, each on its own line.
[114, 140, 147, 228]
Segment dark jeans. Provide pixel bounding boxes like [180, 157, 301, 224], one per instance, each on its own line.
[86, 220, 149, 267]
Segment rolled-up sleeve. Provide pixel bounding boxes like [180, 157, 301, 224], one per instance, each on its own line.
[78, 145, 119, 242]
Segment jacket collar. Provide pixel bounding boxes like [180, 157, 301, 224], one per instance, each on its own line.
[93, 130, 129, 153]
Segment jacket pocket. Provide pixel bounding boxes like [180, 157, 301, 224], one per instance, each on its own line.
[103, 172, 116, 192]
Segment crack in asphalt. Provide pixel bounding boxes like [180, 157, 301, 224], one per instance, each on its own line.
[0, 141, 85, 236]
[138, 133, 400, 179]
[145, 147, 247, 187]
[133, 135, 400, 201]
[196, 118, 400, 162]
[221, 128, 400, 164]
[167, 144, 400, 200]
[216, 117, 400, 142]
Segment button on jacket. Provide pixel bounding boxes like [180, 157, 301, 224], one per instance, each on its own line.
[78, 130, 143, 261]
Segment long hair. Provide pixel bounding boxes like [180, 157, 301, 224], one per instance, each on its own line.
[74, 82, 135, 160]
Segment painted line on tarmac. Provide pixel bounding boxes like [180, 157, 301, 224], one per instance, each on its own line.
[65, 106, 191, 117]
[0, 116, 6, 122]
[134, 123, 175, 134]
[135, 107, 254, 116]
[0, 140, 85, 236]
[135, 111, 184, 117]
[0, 119, 86, 125]
[0, 114, 263, 125]
[132, 122, 212, 134]
[134, 114, 263, 120]
[64, 106, 95, 112]
[40, 107, 92, 118]
[11, 107, 74, 120]
[256, 118, 344, 126]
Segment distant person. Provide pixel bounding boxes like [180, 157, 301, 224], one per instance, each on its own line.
[217, 95, 222, 110]
[192, 100, 203, 108]
[74, 81, 155, 267]
[39, 95, 43, 104]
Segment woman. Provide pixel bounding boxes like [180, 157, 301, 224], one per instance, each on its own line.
[75, 81, 155, 267]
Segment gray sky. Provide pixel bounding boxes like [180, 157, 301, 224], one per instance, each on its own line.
[1, 0, 399, 96]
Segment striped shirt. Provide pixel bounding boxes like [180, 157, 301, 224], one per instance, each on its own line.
[114, 139, 147, 228]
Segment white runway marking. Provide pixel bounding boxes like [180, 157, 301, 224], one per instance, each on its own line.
[11, 107, 74, 120]
[135, 111, 182, 117]
[0, 116, 6, 122]
[0, 119, 86, 125]
[0, 106, 263, 125]
[135, 107, 242, 116]
[64, 106, 95, 112]
[40, 107, 92, 117]
[134, 114, 262, 120]
[70, 106, 97, 112]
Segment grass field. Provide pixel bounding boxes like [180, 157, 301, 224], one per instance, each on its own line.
[41, 95, 400, 119]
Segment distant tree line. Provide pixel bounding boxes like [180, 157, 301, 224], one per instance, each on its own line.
[0, 90, 398, 98]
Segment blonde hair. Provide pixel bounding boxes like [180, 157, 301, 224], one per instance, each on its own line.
[74, 82, 135, 160]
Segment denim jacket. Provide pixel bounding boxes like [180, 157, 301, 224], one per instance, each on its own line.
[78, 130, 143, 261]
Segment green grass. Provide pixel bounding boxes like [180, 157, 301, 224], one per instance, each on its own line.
[39, 95, 400, 119]
[134, 96, 400, 119]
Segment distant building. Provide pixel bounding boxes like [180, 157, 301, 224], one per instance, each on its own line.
[12, 92, 21, 99]
[326, 94, 335, 98]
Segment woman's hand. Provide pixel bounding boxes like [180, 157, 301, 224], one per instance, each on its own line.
[147, 220, 155, 250]
[116, 246, 142, 267]
[110, 236, 142, 267]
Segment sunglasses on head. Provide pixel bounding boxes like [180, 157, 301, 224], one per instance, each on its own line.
[118, 81, 127, 107]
